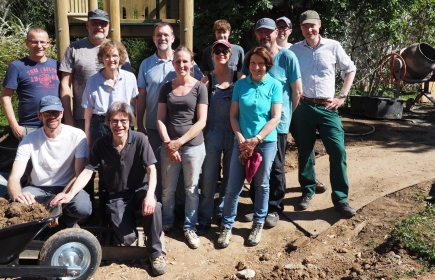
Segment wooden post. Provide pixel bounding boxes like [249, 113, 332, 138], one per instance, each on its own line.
[54, 0, 70, 61]
[109, 0, 121, 40]
[89, 0, 98, 10]
[102, 0, 110, 13]
[179, 0, 193, 50]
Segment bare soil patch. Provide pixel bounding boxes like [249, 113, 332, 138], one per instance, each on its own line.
[0, 197, 49, 229]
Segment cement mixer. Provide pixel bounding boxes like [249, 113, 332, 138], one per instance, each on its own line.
[379, 42, 435, 110]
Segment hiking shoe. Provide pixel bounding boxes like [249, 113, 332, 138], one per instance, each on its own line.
[217, 227, 232, 248]
[149, 255, 167, 276]
[247, 223, 263, 246]
[184, 230, 200, 249]
[196, 224, 210, 236]
[265, 212, 279, 227]
[299, 195, 313, 210]
[163, 224, 173, 233]
[315, 179, 328, 194]
[334, 202, 356, 218]
[243, 212, 254, 222]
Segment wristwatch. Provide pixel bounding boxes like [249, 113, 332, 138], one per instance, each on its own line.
[255, 135, 264, 143]
[338, 92, 347, 99]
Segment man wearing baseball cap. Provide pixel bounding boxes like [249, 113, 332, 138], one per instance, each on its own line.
[7, 95, 91, 228]
[59, 9, 132, 129]
[275, 16, 293, 49]
[242, 18, 302, 228]
[290, 10, 357, 217]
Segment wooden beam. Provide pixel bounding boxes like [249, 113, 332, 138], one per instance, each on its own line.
[54, 0, 70, 61]
[89, 0, 98, 10]
[109, 0, 121, 41]
[179, 0, 193, 50]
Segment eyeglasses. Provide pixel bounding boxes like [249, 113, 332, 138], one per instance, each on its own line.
[110, 118, 129, 125]
[213, 49, 230, 55]
[277, 26, 290, 31]
[42, 110, 61, 117]
[90, 20, 109, 27]
[28, 40, 50, 46]
[103, 54, 120, 60]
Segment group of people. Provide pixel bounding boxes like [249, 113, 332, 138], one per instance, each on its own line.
[0, 8, 357, 276]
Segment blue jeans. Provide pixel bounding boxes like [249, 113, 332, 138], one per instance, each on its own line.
[22, 186, 92, 227]
[222, 140, 277, 228]
[161, 143, 206, 230]
[198, 126, 234, 226]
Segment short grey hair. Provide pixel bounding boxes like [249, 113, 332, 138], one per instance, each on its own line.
[105, 101, 136, 126]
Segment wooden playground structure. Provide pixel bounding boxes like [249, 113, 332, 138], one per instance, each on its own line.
[53, 0, 193, 60]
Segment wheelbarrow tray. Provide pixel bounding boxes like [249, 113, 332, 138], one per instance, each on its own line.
[0, 195, 61, 264]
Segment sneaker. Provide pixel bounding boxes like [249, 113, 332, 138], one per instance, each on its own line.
[334, 202, 356, 218]
[243, 212, 254, 222]
[265, 212, 279, 227]
[196, 224, 210, 236]
[184, 230, 200, 249]
[315, 179, 328, 194]
[149, 255, 167, 276]
[247, 223, 263, 246]
[299, 195, 313, 210]
[162, 224, 173, 233]
[217, 227, 232, 248]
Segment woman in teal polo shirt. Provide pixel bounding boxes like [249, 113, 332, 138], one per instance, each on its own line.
[217, 47, 282, 248]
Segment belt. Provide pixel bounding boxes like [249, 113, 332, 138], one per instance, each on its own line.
[301, 95, 331, 105]
[92, 114, 106, 121]
[109, 190, 129, 196]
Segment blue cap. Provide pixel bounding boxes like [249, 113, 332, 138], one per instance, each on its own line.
[88, 9, 110, 22]
[39, 96, 64, 112]
[255, 18, 276, 31]
[276, 16, 292, 29]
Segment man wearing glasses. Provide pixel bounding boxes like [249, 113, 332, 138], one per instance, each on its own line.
[276, 17, 293, 49]
[56, 101, 166, 276]
[1, 27, 60, 140]
[59, 9, 131, 130]
[7, 95, 91, 229]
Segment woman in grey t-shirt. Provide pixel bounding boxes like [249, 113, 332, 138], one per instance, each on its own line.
[156, 46, 208, 250]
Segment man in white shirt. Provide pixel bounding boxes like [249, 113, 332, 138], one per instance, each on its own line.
[7, 95, 91, 228]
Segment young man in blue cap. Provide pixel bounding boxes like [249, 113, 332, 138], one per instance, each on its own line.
[290, 10, 357, 217]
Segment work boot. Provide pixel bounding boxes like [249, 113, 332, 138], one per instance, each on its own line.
[334, 202, 356, 218]
[247, 222, 263, 246]
[299, 195, 314, 210]
[149, 255, 167, 276]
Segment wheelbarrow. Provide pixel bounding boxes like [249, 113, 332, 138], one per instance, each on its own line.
[0, 195, 102, 279]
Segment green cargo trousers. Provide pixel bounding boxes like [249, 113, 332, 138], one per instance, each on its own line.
[292, 99, 349, 204]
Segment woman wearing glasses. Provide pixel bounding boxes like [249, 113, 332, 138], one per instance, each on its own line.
[156, 46, 208, 249]
[196, 40, 244, 236]
[81, 39, 138, 150]
[217, 47, 282, 248]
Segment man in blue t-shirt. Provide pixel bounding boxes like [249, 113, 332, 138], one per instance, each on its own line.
[242, 18, 302, 227]
[1, 27, 60, 140]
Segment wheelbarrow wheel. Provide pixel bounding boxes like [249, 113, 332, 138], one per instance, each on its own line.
[38, 228, 102, 279]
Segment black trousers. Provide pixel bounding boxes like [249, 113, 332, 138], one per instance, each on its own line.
[106, 186, 163, 258]
[249, 133, 287, 214]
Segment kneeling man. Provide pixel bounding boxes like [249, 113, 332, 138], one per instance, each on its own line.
[51, 101, 166, 276]
[8, 95, 91, 228]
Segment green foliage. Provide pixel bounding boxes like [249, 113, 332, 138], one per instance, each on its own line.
[390, 203, 435, 266]
[4, 0, 55, 36]
[193, 0, 272, 65]
[121, 38, 154, 76]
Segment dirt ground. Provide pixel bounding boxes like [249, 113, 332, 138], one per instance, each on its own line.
[0, 198, 49, 229]
[1, 103, 435, 279]
[87, 104, 435, 279]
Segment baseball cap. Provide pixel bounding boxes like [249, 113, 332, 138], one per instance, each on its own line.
[88, 9, 110, 22]
[254, 18, 276, 31]
[276, 16, 292, 29]
[300, 10, 320, 25]
[212, 40, 232, 50]
[39, 96, 64, 112]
